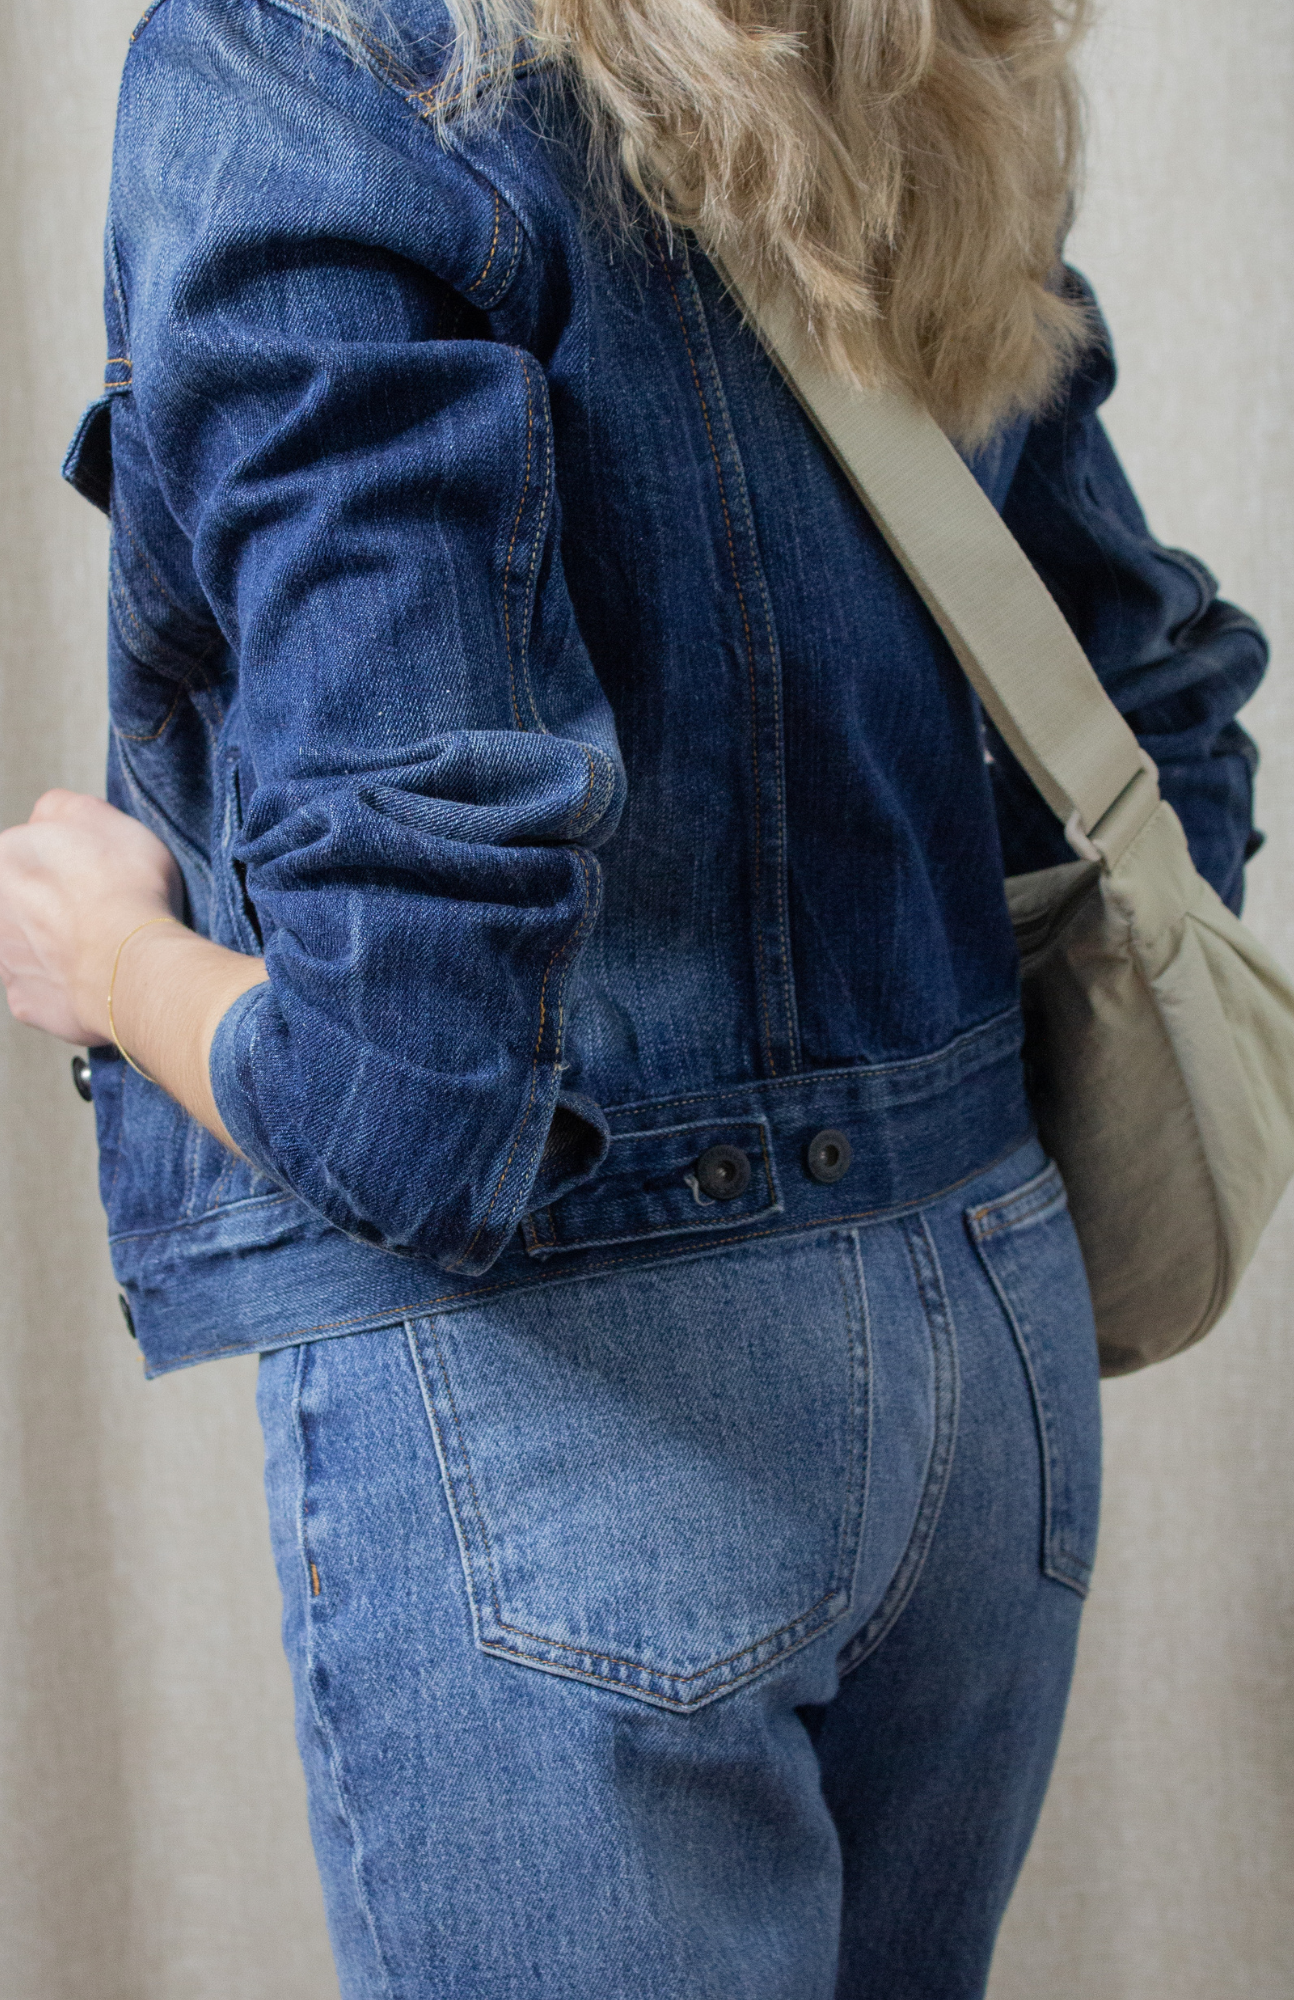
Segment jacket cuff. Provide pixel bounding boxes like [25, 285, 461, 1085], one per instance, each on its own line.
[208, 982, 611, 1272]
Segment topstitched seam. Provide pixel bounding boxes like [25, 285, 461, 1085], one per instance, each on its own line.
[655, 237, 778, 1078]
[602, 1011, 1021, 1120]
[691, 251, 799, 1070]
[502, 360, 537, 729]
[161, 1132, 1031, 1367]
[466, 188, 502, 296]
[836, 1212, 959, 1675]
[516, 358, 553, 730]
[292, 1346, 400, 2000]
[457, 847, 595, 1265]
[432, 1298, 842, 1679]
[494, 846, 601, 1244]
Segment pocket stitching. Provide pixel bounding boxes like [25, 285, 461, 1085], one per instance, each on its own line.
[967, 1161, 1066, 1241]
[416, 1309, 846, 1687]
[968, 1198, 1095, 1596]
[837, 1211, 960, 1675]
[406, 1235, 866, 1707]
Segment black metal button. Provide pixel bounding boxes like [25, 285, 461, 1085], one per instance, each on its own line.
[71, 1055, 93, 1102]
[806, 1128, 851, 1185]
[694, 1144, 751, 1202]
[118, 1293, 137, 1340]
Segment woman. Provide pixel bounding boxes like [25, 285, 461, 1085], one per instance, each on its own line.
[0, 0, 1266, 1992]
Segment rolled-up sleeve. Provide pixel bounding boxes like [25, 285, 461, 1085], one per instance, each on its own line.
[991, 273, 1267, 912]
[113, 0, 624, 1272]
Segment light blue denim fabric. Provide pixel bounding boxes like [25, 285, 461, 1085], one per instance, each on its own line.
[257, 1137, 1100, 1999]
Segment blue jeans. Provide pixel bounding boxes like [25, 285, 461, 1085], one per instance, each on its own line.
[257, 1138, 1100, 1999]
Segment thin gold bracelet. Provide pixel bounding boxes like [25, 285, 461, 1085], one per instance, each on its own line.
[107, 916, 181, 1082]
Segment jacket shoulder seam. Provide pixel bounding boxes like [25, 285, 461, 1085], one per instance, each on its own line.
[135, 0, 535, 309]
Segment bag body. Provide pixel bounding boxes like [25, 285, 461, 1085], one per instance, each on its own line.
[725, 261, 1294, 1371]
[1010, 800, 1294, 1371]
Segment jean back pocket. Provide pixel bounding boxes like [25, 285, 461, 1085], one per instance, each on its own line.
[966, 1161, 1101, 1594]
[408, 1232, 871, 1711]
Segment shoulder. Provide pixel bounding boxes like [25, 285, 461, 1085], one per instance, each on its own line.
[110, 0, 548, 317]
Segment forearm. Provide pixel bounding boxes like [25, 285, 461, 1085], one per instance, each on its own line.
[106, 922, 268, 1148]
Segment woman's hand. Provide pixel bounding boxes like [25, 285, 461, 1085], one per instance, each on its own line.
[0, 791, 181, 1045]
[0, 789, 269, 1149]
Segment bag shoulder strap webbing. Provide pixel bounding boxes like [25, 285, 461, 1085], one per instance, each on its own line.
[717, 262, 1160, 865]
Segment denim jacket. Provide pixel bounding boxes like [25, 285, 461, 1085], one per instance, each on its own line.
[64, 0, 1267, 1374]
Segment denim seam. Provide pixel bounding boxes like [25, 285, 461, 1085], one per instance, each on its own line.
[111, 732, 216, 901]
[490, 848, 602, 1246]
[251, 0, 533, 308]
[108, 549, 223, 742]
[466, 186, 503, 295]
[686, 245, 799, 1070]
[112, 495, 220, 641]
[604, 1008, 1021, 1120]
[565, 745, 607, 839]
[129, 2, 164, 41]
[837, 1211, 960, 1676]
[501, 354, 551, 733]
[293, 1343, 399, 2000]
[968, 1213, 1091, 1596]
[503, 362, 534, 727]
[840, 1230, 874, 1607]
[152, 1132, 1034, 1365]
[412, 49, 552, 117]
[408, 1307, 849, 1702]
[967, 1161, 1066, 1239]
[517, 356, 554, 728]
[456, 846, 597, 1266]
[655, 235, 780, 1077]
[969, 1186, 1066, 1241]
[831, 1234, 869, 1598]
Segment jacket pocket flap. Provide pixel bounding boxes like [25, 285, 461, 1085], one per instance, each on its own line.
[61, 392, 120, 515]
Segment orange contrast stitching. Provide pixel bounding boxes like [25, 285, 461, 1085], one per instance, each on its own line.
[466, 188, 502, 296]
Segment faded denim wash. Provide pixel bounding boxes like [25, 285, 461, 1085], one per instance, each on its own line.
[256, 1137, 1101, 1999]
[63, 0, 1265, 1376]
[62, 4, 1265, 1991]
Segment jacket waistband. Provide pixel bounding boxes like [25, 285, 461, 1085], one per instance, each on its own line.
[119, 1007, 1030, 1376]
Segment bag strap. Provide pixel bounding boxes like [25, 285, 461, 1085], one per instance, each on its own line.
[716, 261, 1161, 867]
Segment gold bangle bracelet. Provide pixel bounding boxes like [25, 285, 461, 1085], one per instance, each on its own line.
[107, 916, 180, 1083]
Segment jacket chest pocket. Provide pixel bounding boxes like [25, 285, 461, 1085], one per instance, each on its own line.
[407, 1231, 872, 1711]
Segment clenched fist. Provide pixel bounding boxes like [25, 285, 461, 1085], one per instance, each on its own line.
[0, 790, 181, 1045]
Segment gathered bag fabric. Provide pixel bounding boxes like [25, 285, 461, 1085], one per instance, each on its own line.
[723, 261, 1294, 1374]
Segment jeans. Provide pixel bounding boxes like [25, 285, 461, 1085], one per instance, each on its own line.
[256, 1136, 1101, 1999]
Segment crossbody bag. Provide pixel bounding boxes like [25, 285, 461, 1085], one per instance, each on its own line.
[721, 262, 1294, 1374]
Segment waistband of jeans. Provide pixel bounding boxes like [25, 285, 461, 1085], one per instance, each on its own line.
[119, 1006, 1030, 1377]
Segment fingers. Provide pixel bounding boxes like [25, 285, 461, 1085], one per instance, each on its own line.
[29, 789, 116, 829]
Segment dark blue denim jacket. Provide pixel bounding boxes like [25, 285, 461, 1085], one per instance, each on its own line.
[64, 0, 1267, 1374]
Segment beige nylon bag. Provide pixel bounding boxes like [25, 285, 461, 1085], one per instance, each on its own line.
[725, 265, 1294, 1374]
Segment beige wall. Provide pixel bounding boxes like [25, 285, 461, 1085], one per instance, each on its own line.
[989, 6, 1294, 1994]
[0, 4, 1289, 1995]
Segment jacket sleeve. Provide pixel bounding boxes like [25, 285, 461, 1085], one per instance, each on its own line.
[990, 272, 1267, 913]
[110, 0, 624, 1274]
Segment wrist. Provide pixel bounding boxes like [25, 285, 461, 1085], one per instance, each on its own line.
[80, 907, 180, 1048]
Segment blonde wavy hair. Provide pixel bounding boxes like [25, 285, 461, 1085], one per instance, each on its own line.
[322, 0, 1093, 443]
